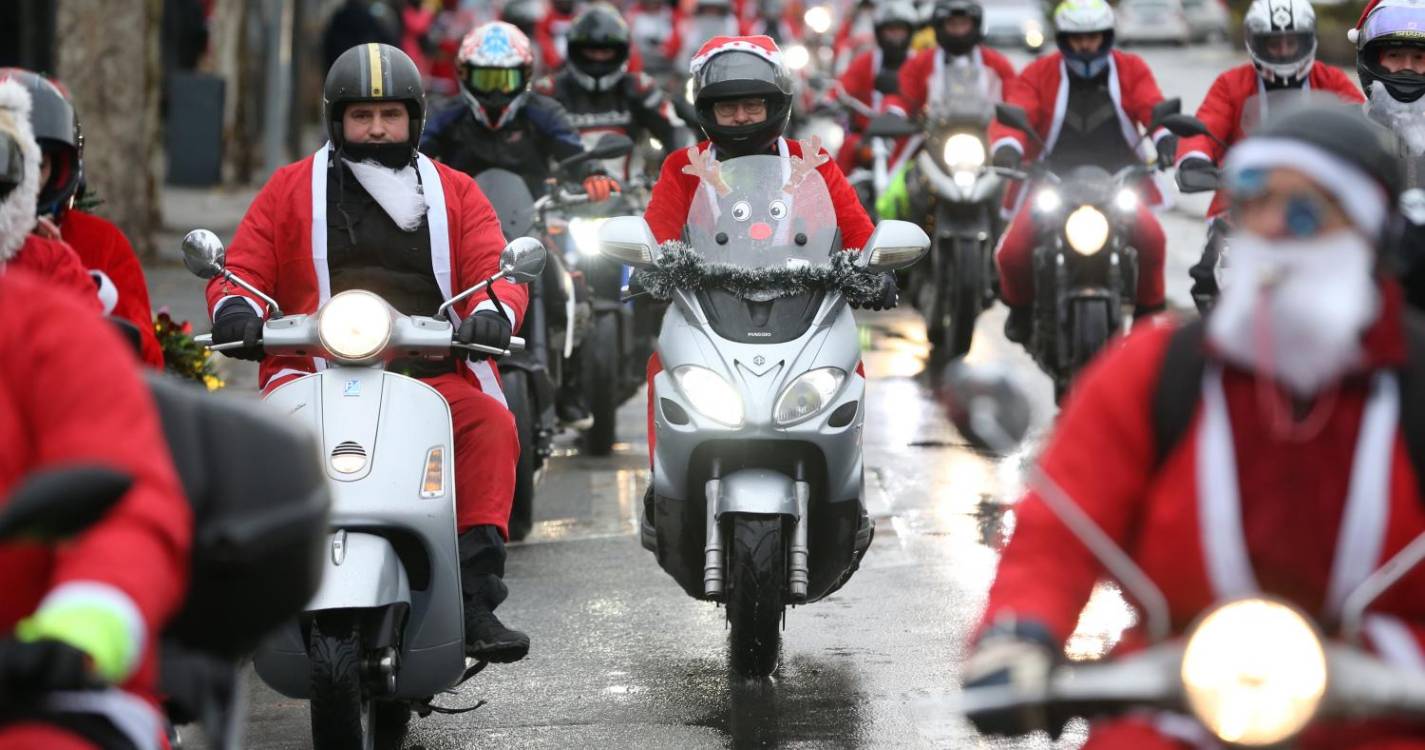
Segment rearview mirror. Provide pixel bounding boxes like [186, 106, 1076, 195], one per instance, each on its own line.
[0, 467, 132, 542]
[1159, 113, 1212, 140]
[994, 103, 1033, 134]
[1176, 163, 1222, 193]
[182, 229, 227, 280]
[499, 237, 547, 284]
[939, 363, 1033, 454]
[859, 220, 929, 273]
[598, 216, 660, 268]
[586, 133, 636, 161]
[1149, 98, 1182, 130]
[864, 113, 921, 140]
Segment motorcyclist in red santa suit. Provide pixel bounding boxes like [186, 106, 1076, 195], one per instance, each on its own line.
[965, 104, 1425, 749]
[1176, 0, 1363, 311]
[0, 79, 98, 312]
[989, 0, 1176, 345]
[641, 35, 883, 464]
[204, 43, 531, 664]
[831, 0, 917, 175]
[894, 0, 1017, 119]
[0, 68, 165, 368]
[0, 266, 191, 750]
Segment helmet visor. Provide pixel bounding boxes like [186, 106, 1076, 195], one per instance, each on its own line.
[696, 50, 792, 97]
[464, 66, 526, 94]
[1361, 5, 1425, 47]
[1247, 30, 1315, 66]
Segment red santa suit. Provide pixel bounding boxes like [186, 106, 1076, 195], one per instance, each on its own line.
[204, 148, 529, 537]
[1175, 62, 1365, 219]
[4, 235, 101, 311]
[534, 8, 577, 72]
[59, 210, 165, 369]
[894, 45, 1017, 119]
[989, 50, 1170, 309]
[0, 269, 191, 750]
[981, 287, 1425, 749]
[832, 48, 913, 174]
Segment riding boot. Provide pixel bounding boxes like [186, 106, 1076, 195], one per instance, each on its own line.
[458, 525, 530, 663]
[1004, 305, 1033, 344]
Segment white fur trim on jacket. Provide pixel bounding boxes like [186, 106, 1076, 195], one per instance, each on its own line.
[0, 79, 40, 261]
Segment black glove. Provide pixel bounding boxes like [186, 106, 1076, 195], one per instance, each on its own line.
[0, 638, 97, 706]
[852, 273, 899, 311]
[991, 146, 1021, 171]
[963, 621, 1065, 739]
[457, 310, 513, 351]
[210, 299, 265, 361]
[1155, 133, 1179, 168]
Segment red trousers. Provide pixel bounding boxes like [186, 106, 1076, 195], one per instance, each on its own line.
[993, 199, 1166, 309]
[646, 353, 663, 467]
[425, 372, 519, 539]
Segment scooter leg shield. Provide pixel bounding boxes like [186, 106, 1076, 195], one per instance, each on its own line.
[305, 532, 412, 613]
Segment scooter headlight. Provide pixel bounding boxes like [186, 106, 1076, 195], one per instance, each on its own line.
[1181, 598, 1326, 747]
[805, 5, 833, 34]
[942, 133, 986, 172]
[1064, 205, 1109, 255]
[1033, 188, 1062, 214]
[775, 367, 845, 425]
[785, 44, 811, 71]
[569, 217, 607, 257]
[1114, 188, 1140, 213]
[317, 290, 393, 362]
[673, 366, 744, 427]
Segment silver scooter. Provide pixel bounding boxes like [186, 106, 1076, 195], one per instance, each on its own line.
[182, 229, 546, 750]
[599, 151, 929, 677]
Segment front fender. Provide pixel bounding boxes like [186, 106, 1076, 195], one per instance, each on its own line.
[716, 469, 798, 518]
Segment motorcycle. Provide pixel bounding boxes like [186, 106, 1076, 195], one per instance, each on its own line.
[943, 365, 1425, 748]
[598, 149, 929, 677]
[475, 134, 636, 538]
[993, 101, 1202, 401]
[183, 229, 546, 750]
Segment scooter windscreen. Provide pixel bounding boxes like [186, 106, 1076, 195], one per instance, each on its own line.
[685, 150, 839, 270]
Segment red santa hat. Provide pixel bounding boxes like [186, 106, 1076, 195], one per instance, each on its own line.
[688, 35, 784, 77]
[1348, 0, 1384, 44]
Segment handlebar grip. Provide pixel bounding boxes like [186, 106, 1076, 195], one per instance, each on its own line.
[508, 336, 526, 352]
[195, 333, 213, 346]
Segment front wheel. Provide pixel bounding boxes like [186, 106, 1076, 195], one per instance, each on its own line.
[1065, 298, 1112, 388]
[581, 312, 620, 456]
[504, 371, 537, 541]
[308, 619, 373, 750]
[726, 514, 786, 678]
[941, 239, 986, 359]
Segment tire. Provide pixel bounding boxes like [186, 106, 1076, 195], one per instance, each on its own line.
[581, 313, 619, 456]
[504, 371, 537, 542]
[308, 619, 372, 750]
[1068, 299, 1111, 378]
[726, 515, 786, 678]
[940, 239, 984, 359]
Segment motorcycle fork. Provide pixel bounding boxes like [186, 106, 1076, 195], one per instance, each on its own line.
[702, 459, 811, 602]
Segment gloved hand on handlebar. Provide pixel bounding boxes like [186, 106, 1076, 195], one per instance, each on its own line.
[851, 273, 899, 311]
[1155, 134, 1179, 169]
[991, 146, 1022, 171]
[0, 638, 97, 706]
[963, 619, 1065, 739]
[457, 309, 513, 351]
[582, 175, 620, 203]
[210, 299, 265, 361]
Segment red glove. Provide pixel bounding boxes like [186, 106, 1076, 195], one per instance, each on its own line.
[582, 175, 620, 203]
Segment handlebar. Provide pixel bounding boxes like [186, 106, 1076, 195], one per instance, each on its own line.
[195, 331, 527, 357]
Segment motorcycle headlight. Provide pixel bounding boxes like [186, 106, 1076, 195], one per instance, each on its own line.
[673, 366, 743, 427]
[317, 290, 393, 362]
[805, 5, 833, 34]
[953, 171, 977, 191]
[1181, 598, 1326, 747]
[785, 44, 811, 71]
[1114, 188, 1139, 213]
[942, 133, 986, 172]
[774, 367, 845, 425]
[1033, 188, 1062, 214]
[1024, 20, 1045, 48]
[569, 217, 607, 257]
[1064, 205, 1109, 255]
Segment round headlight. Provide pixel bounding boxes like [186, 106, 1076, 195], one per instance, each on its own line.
[318, 290, 393, 361]
[775, 367, 845, 425]
[784, 44, 811, 71]
[942, 133, 986, 171]
[1034, 188, 1062, 214]
[569, 217, 606, 257]
[805, 5, 833, 34]
[673, 366, 744, 427]
[1114, 188, 1140, 213]
[1064, 205, 1109, 255]
[1182, 598, 1326, 747]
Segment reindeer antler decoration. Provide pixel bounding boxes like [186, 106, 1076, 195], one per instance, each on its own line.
[785, 136, 831, 192]
[681, 145, 731, 196]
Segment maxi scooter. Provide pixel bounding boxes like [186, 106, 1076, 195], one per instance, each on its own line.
[598, 147, 929, 677]
[184, 229, 546, 750]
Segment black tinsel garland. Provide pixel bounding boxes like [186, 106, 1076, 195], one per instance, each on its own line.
[634, 242, 885, 306]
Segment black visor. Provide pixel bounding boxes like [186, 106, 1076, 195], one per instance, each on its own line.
[1247, 30, 1316, 66]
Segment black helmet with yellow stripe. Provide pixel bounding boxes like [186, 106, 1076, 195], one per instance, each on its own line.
[323, 43, 425, 158]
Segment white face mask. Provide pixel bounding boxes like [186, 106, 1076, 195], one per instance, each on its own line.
[341, 159, 427, 232]
[1369, 83, 1425, 157]
[1207, 229, 1380, 396]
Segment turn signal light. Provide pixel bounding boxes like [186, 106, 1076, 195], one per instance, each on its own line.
[420, 447, 445, 498]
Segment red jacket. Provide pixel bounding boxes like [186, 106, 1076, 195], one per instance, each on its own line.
[204, 150, 528, 392]
[6, 234, 101, 312]
[894, 46, 1017, 119]
[60, 210, 165, 369]
[1176, 62, 1365, 217]
[534, 10, 576, 71]
[0, 269, 191, 731]
[836, 49, 910, 131]
[981, 287, 1425, 746]
[644, 138, 875, 249]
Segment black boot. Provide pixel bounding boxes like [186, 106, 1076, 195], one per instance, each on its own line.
[458, 526, 530, 663]
[1004, 305, 1032, 344]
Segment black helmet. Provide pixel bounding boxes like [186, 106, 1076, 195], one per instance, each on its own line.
[932, 0, 984, 56]
[691, 37, 794, 157]
[0, 69, 79, 217]
[567, 4, 631, 93]
[323, 43, 426, 160]
[1355, 0, 1425, 103]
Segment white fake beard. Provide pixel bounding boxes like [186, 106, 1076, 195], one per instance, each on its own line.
[1207, 230, 1380, 397]
[1369, 84, 1425, 157]
[0, 81, 41, 262]
[342, 159, 427, 232]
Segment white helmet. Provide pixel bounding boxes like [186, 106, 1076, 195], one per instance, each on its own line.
[874, 0, 918, 28]
[1243, 0, 1317, 87]
[1053, 0, 1115, 77]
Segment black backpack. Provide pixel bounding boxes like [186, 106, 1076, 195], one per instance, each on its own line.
[1150, 312, 1425, 477]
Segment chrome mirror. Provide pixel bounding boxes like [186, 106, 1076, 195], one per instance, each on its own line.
[499, 237, 547, 284]
[598, 216, 659, 268]
[181, 229, 227, 280]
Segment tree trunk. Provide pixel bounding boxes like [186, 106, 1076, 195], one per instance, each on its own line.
[55, 0, 162, 258]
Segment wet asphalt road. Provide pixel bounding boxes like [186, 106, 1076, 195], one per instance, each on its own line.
[173, 42, 1246, 750]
